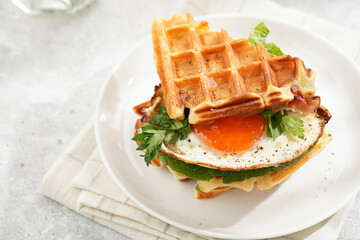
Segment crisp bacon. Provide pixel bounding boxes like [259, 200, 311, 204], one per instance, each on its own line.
[287, 85, 320, 114]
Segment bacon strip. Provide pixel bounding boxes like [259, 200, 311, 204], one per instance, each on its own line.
[287, 85, 320, 114]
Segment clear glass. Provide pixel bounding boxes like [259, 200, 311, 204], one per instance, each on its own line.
[11, 0, 95, 15]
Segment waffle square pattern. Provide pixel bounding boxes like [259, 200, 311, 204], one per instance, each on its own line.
[152, 13, 316, 124]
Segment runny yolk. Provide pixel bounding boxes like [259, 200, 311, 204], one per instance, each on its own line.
[192, 114, 266, 153]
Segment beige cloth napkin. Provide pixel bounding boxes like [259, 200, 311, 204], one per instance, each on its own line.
[41, 0, 360, 239]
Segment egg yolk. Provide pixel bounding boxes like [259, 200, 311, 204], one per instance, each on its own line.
[192, 114, 266, 153]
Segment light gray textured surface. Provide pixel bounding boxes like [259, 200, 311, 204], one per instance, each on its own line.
[1, 0, 359, 239]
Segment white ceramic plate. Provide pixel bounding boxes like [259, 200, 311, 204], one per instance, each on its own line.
[95, 14, 360, 239]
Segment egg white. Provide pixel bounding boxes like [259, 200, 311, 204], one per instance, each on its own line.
[161, 111, 325, 171]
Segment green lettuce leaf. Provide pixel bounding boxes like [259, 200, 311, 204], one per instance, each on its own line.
[157, 143, 315, 184]
[249, 22, 269, 46]
[264, 42, 284, 57]
[195, 184, 203, 193]
[248, 22, 284, 56]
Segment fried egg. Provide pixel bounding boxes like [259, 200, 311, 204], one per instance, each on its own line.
[161, 111, 327, 171]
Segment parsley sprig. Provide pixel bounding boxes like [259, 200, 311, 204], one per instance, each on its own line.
[260, 110, 305, 141]
[132, 107, 191, 166]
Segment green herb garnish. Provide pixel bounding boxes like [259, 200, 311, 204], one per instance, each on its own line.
[260, 109, 305, 141]
[248, 22, 284, 56]
[158, 143, 315, 184]
[131, 107, 191, 166]
[195, 184, 203, 193]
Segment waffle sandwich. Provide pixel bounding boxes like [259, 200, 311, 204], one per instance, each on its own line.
[132, 13, 332, 199]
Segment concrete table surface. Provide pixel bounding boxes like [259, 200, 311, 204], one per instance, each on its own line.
[1, 0, 359, 239]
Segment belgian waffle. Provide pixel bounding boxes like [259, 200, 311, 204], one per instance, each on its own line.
[152, 13, 316, 124]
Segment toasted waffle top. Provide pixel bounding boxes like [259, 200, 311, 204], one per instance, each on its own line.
[152, 13, 316, 124]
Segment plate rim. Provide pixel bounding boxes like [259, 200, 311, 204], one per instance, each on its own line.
[95, 13, 360, 239]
